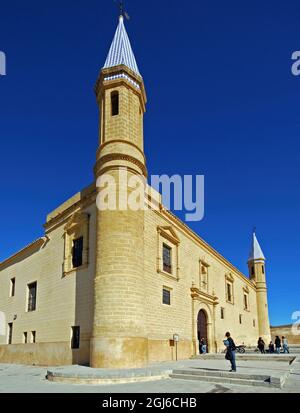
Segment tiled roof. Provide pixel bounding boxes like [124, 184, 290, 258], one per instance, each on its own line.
[248, 233, 266, 261]
[103, 16, 141, 76]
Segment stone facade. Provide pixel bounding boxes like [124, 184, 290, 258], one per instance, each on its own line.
[271, 325, 300, 345]
[0, 16, 271, 368]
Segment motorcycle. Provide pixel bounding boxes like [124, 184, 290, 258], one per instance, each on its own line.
[235, 345, 246, 354]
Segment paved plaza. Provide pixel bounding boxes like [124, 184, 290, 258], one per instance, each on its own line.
[0, 353, 300, 393]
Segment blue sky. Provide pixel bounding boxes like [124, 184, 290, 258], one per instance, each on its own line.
[0, 0, 299, 326]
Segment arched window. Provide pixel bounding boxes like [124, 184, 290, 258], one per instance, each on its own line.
[111, 91, 119, 116]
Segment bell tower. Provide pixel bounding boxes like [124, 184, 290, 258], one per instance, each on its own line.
[248, 231, 271, 343]
[90, 15, 148, 368]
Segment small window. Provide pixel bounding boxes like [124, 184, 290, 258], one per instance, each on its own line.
[71, 326, 80, 349]
[72, 237, 83, 268]
[8, 323, 13, 345]
[239, 314, 242, 324]
[262, 265, 265, 274]
[226, 283, 233, 303]
[251, 266, 255, 276]
[244, 293, 249, 310]
[111, 91, 119, 116]
[31, 331, 36, 344]
[27, 282, 37, 312]
[162, 288, 171, 305]
[23, 332, 28, 344]
[253, 319, 256, 327]
[163, 244, 172, 274]
[10, 278, 15, 297]
[220, 307, 225, 319]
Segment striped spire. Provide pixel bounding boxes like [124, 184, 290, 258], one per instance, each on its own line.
[103, 16, 141, 76]
[248, 232, 266, 262]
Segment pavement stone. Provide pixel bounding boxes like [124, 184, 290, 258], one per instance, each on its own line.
[0, 354, 299, 393]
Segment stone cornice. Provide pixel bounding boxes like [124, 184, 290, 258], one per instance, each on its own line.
[157, 226, 180, 246]
[153, 206, 256, 291]
[94, 153, 148, 178]
[44, 189, 96, 234]
[98, 140, 146, 163]
[95, 65, 147, 111]
[0, 237, 49, 271]
[191, 286, 219, 306]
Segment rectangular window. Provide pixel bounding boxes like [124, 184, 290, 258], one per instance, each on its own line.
[71, 326, 80, 349]
[262, 265, 265, 274]
[8, 323, 13, 345]
[162, 288, 171, 305]
[226, 283, 233, 303]
[111, 92, 119, 116]
[72, 237, 83, 268]
[23, 332, 28, 344]
[253, 319, 256, 327]
[31, 331, 36, 343]
[239, 314, 242, 324]
[27, 282, 37, 312]
[10, 278, 15, 297]
[220, 307, 225, 319]
[244, 294, 249, 310]
[163, 244, 172, 274]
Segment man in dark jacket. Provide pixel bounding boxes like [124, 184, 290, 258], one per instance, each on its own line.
[224, 332, 237, 372]
[275, 336, 281, 354]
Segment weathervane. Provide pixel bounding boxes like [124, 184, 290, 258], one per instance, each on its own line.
[253, 226, 257, 234]
[114, 0, 130, 20]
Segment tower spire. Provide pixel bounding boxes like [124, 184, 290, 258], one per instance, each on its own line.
[103, 6, 140, 76]
[248, 231, 265, 262]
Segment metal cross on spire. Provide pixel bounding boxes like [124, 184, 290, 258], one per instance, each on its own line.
[114, 0, 130, 20]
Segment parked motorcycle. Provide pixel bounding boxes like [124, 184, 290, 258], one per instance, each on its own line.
[235, 345, 246, 354]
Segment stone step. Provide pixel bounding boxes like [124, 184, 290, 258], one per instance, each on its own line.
[170, 373, 271, 388]
[173, 368, 270, 381]
[192, 354, 296, 364]
[170, 368, 285, 388]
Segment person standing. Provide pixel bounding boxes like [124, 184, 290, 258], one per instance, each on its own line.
[275, 336, 281, 354]
[282, 336, 290, 354]
[224, 332, 237, 372]
[269, 341, 275, 354]
[198, 333, 203, 354]
[257, 337, 265, 354]
[201, 338, 207, 354]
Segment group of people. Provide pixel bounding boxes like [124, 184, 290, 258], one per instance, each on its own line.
[222, 332, 290, 373]
[257, 336, 290, 354]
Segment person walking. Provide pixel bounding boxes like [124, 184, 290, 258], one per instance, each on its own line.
[268, 341, 275, 354]
[224, 332, 237, 372]
[275, 336, 281, 354]
[282, 336, 290, 354]
[257, 337, 265, 354]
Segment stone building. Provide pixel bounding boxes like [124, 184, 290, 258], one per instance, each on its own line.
[270, 325, 300, 345]
[0, 16, 271, 368]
